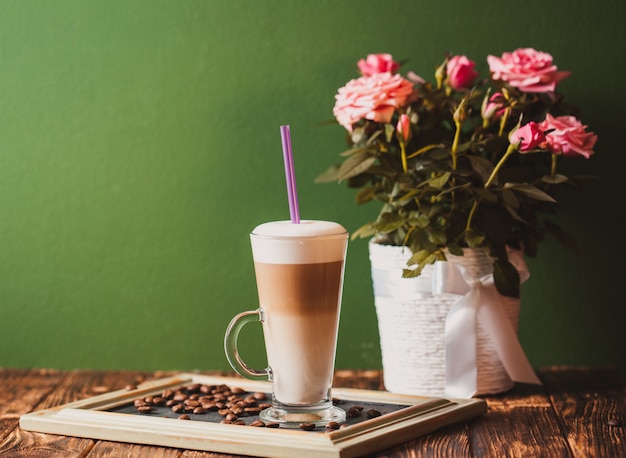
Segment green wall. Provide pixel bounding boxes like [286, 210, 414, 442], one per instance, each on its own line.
[1, 0, 624, 376]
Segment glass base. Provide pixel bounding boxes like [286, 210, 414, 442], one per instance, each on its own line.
[259, 405, 346, 429]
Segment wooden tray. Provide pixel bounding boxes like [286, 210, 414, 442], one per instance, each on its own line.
[19, 373, 487, 458]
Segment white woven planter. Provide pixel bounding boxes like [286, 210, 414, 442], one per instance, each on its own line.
[369, 240, 520, 397]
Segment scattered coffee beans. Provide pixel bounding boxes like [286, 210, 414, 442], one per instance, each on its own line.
[128, 382, 375, 431]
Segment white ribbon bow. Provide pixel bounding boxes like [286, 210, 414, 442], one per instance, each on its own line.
[433, 250, 541, 398]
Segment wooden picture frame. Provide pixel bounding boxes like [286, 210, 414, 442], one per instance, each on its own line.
[20, 373, 486, 458]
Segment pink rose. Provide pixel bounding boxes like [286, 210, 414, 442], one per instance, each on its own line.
[539, 114, 597, 158]
[509, 121, 546, 152]
[487, 48, 570, 93]
[396, 113, 411, 143]
[357, 53, 400, 76]
[481, 91, 506, 120]
[333, 72, 414, 131]
[446, 55, 479, 90]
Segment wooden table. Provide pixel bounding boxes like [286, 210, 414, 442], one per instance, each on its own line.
[1, 366, 624, 457]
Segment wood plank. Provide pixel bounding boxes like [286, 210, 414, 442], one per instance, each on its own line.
[87, 440, 182, 457]
[539, 366, 626, 457]
[367, 421, 472, 457]
[468, 381, 573, 457]
[0, 368, 66, 445]
[1, 369, 149, 457]
[182, 451, 253, 458]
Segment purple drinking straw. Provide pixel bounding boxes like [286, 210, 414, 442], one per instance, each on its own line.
[280, 125, 300, 224]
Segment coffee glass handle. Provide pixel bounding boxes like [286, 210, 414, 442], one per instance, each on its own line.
[224, 309, 269, 381]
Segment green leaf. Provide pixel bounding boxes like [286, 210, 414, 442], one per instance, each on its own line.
[402, 252, 438, 278]
[339, 147, 375, 157]
[406, 249, 432, 266]
[428, 172, 451, 190]
[408, 213, 430, 228]
[350, 223, 377, 240]
[337, 153, 377, 182]
[427, 229, 446, 245]
[466, 155, 494, 184]
[502, 183, 557, 203]
[446, 244, 464, 256]
[373, 212, 406, 233]
[474, 188, 498, 203]
[384, 123, 395, 142]
[493, 259, 520, 298]
[314, 165, 340, 183]
[541, 174, 568, 184]
[501, 189, 520, 209]
[502, 203, 526, 223]
[355, 185, 380, 205]
[465, 229, 485, 247]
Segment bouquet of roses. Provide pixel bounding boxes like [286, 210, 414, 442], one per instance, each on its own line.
[318, 49, 597, 296]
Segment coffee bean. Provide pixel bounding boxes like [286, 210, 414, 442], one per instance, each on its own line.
[253, 392, 266, 401]
[137, 405, 152, 414]
[225, 413, 238, 422]
[231, 387, 245, 394]
[325, 421, 340, 430]
[193, 407, 207, 415]
[133, 399, 148, 407]
[125, 384, 137, 391]
[299, 422, 316, 431]
[218, 408, 231, 416]
[258, 403, 272, 409]
[184, 399, 200, 407]
[366, 409, 382, 418]
[265, 422, 280, 428]
[244, 407, 262, 414]
[250, 420, 265, 427]
[178, 414, 190, 420]
[346, 406, 362, 419]
[152, 397, 166, 406]
[173, 393, 188, 402]
[185, 383, 201, 392]
[199, 385, 211, 394]
[332, 398, 343, 405]
[161, 389, 174, 399]
[233, 420, 246, 425]
[171, 404, 184, 413]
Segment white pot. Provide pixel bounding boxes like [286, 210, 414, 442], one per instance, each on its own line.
[369, 240, 520, 397]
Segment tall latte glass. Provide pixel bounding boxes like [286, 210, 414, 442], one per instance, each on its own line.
[224, 220, 348, 427]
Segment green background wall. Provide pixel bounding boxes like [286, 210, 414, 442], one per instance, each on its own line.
[1, 0, 625, 376]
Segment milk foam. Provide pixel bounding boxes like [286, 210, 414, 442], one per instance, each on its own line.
[251, 220, 348, 264]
